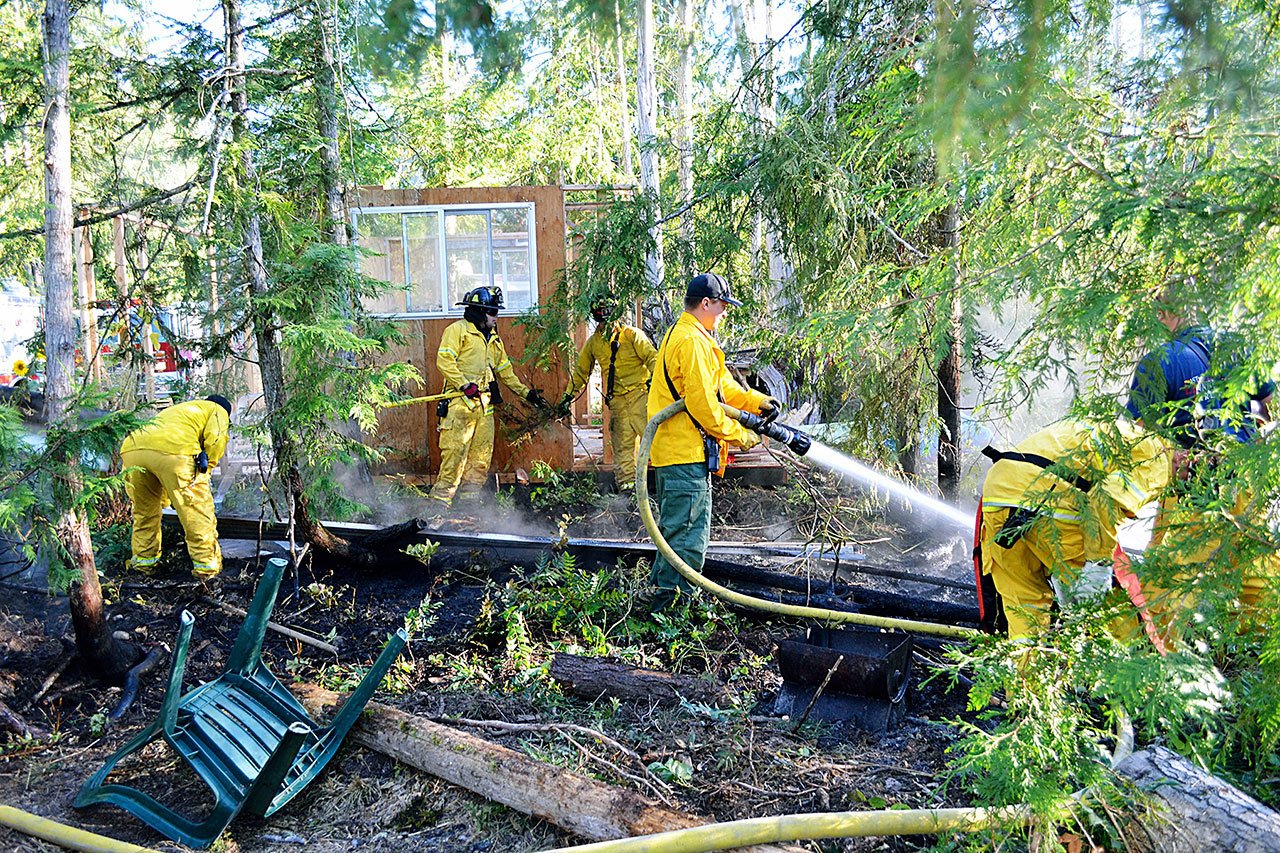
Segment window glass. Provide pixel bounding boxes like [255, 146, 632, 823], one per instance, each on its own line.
[356, 212, 407, 313]
[445, 212, 490, 308]
[404, 212, 442, 312]
[492, 207, 534, 311]
[356, 204, 537, 316]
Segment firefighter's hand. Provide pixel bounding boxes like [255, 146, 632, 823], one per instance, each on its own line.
[461, 383, 481, 399]
[759, 396, 783, 425]
[736, 429, 760, 451]
[556, 394, 573, 418]
[527, 388, 551, 411]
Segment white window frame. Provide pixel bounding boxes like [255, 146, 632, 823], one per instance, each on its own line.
[352, 201, 540, 319]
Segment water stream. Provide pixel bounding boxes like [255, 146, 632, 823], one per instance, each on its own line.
[804, 441, 974, 531]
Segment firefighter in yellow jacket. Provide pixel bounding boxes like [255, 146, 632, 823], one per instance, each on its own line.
[120, 395, 232, 580]
[429, 287, 550, 508]
[645, 273, 780, 612]
[558, 299, 658, 493]
[975, 419, 1173, 639]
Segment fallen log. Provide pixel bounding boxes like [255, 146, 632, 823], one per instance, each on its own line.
[1115, 745, 1280, 852]
[549, 653, 729, 707]
[294, 684, 797, 851]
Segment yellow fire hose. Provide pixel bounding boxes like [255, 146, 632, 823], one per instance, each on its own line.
[546, 805, 1032, 852]
[636, 400, 979, 640]
[381, 390, 465, 410]
[0, 805, 160, 853]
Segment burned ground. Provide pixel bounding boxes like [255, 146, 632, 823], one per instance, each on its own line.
[0, 476, 986, 852]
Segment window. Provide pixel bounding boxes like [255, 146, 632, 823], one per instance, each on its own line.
[353, 203, 537, 317]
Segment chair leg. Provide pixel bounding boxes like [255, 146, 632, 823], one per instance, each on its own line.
[226, 557, 287, 675]
[325, 629, 408, 737]
[76, 781, 240, 849]
[241, 721, 311, 817]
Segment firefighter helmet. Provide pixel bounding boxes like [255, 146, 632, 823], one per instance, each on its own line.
[457, 286, 505, 311]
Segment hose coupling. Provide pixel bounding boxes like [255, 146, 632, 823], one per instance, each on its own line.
[737, 410, 812, 456]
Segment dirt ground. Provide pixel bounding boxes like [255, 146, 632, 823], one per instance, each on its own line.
[0, 474, 985, 852]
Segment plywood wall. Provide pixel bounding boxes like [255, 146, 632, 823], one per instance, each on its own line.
[354, 185, 572, 478]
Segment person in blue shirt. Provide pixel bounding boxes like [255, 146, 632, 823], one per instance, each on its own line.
[1123, 292, 1276, 644]
[1125, 300, 1273, 447]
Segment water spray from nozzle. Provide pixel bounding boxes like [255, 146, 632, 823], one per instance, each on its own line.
[730, 403, 971, 530]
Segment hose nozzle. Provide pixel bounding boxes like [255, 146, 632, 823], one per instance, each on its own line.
[737, 410, 812, 456]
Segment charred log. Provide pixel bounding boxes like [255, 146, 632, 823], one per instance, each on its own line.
[550, 653, 729, 707]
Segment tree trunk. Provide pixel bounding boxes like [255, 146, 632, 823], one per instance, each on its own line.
[613, 0, 632, 179]
[295, 684, 797, 851]
[226, 0, 373, 567]
[550, 653, 728, 707]
[43, 0, 137, 683]
[312, 0, 347, 246]
[675, 0, 695, 274]
[1115, 746, 1280, 852]
[936, 203, 962, 503]
[62, 510, 139, 677]
[635, 0, 668, 329]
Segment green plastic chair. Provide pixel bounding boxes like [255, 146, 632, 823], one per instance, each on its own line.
[75, 557, 407, 849]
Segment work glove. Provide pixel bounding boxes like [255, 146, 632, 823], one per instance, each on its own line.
[194, 451, 209, 474]
[1050, 560, 1113, 611]
[556, 394, 573, 418]
[461, 382, 481, 399]
[759, 396, 783, 425]
[527, 388, 552, 411]
[735, 429, 760, 451]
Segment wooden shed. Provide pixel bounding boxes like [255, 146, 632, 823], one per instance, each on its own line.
[352, 185, 575, 479]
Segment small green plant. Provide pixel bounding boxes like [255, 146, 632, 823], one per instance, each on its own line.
[646, 757, 693, 785]
[403, 540, 440, 568]
[405, 593, 441, 638]
[528, 460, 604, 509]
[87, 712, 109, 739]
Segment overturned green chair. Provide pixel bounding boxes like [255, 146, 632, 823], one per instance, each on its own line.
[76, 557, 407, 849]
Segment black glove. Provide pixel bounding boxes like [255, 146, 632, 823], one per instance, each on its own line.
[556, 394, 573, 418]
[736, 410, 812, 456]
[194, 451, 209, 474]
[759, 396, 783, 425]
[461, 382, 481, 399]
[527, 388, 551, 411]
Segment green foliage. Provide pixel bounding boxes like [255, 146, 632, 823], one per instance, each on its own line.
[518, 197, 655, 368]
[505, 550, 625, 656]
[526, 460, 604, 510]
[0, 399, 142, 587]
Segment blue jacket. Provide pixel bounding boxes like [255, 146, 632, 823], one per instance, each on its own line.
[1126, 326, 1274, 447]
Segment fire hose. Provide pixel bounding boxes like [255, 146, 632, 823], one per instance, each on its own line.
[548, 805, 1031, 852]
[0, 805, 160, 853]
[636, 400, 979, 640]
[381, 390, 465, 410]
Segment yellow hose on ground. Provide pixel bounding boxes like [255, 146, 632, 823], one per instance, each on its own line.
[546, 805, 1032, 852]
[637, 400, 979, 640]
[0, 805, 161, 853]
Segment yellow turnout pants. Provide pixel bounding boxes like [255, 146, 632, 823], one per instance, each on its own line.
[430, 398, 495, 506]
[608, 386, 648, 490]
[979, 506, 1090, 639]
[122, 447, 221, 578]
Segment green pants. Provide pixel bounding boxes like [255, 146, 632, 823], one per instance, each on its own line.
[649, 462, 711, 610]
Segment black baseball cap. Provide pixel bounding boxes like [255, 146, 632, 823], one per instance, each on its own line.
[686, 273, 742, 307]
[206, 394, 233, 416]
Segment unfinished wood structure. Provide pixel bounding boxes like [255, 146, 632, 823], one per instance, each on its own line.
[353, 185, 573, 477]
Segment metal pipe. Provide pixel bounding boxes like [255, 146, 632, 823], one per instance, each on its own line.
[636, 400, 979, 640]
